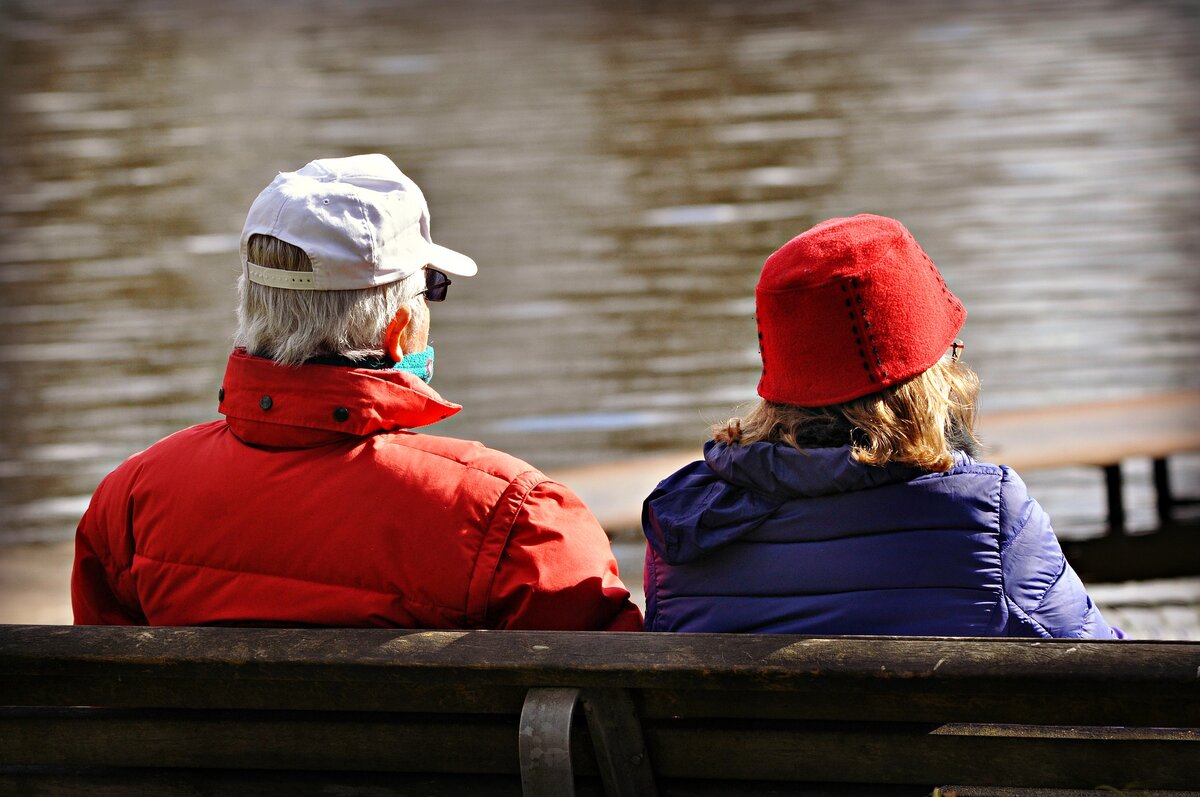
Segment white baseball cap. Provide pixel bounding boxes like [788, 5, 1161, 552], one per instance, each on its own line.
[240, 154, 477, 291]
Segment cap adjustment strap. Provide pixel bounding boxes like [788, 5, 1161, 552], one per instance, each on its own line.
[247, 262, 318, 290]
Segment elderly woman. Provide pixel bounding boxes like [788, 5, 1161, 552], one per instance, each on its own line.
[642, 214, 1121, 638]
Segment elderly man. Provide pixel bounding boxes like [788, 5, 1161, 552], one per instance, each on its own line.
[72, 154, 642, 631]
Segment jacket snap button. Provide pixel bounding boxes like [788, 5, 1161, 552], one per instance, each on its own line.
[218, 388, 225, 402]
[259, 395, 273, 411]
[333, 407, 350, 422]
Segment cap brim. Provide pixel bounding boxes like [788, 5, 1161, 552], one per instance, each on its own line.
[428, 243, 477, 277]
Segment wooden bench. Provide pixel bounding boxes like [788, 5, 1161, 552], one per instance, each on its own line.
[2, 624, 1198, 795]
[555, 389, 1200, 582]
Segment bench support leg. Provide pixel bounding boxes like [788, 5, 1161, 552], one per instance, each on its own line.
[520, 687, 581, 795]
[1153, 457, 1174, 524]
[519, 687, 656, 797]
[581, 688, 657, 797]
[1103, 463, 1126, 536]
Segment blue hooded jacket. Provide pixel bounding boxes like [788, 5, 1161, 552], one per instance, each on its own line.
[642, 441, 1121, 638]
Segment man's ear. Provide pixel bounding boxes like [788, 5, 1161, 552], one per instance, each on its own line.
[383, 306, 413, 361]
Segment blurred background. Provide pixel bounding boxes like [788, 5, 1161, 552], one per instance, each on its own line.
[1, 0, 1198, 631]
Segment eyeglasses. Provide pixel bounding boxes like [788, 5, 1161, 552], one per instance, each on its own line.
[421, 268, 451, 302]
[949, 339, 964, 362]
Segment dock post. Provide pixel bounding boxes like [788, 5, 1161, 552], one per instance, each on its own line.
[1152, 457, 1174, 525]
[1103, 464, 1126, 536]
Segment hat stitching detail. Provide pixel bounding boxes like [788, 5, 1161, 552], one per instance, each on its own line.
[350, 192, 381, 272]
[846, 277, 882, 385]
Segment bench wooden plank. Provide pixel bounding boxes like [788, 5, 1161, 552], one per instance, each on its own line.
[976, 390, 1200, 472]
[3, 628, 1196, 724]
[1, 708, 526, 774]
[0, 770, 533, 797]
[646, 722, 1199, 789]
[5, 711, 1195, 789]
[8, 625, 1197, 679]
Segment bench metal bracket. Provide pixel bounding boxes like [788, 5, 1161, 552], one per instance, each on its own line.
[518, 686, 656, 797]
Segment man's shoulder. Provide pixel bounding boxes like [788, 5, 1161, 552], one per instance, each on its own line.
[88, 420, 229, 497]
[377, 431, 548, 487]
[115, 420, 227, 464]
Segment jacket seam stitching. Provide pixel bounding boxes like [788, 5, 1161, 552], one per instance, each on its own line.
[380, 439, 532, 485]
[999, 499, 1036, 555]
[993, 469, 1009, 630]
[470, 469, 544, 627]
[1030, 556, 1070, 616]
[1005, 595, 1052, 637]
[997, 468, 1056, 629]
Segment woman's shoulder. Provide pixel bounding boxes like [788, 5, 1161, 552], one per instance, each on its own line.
[945, 452, 1022, 483]
[938, 456, 1040, 519]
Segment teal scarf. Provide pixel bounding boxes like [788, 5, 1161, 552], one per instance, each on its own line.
[393, 345, 435, 383]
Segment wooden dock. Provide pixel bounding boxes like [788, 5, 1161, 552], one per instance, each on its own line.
[550, 390, 1200, 582]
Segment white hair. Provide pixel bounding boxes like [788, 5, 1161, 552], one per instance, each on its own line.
[234, 235, 424, 366]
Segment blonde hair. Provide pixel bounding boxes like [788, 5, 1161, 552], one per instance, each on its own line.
[714, 360, 981, 472]
[234, 235, 424, 366]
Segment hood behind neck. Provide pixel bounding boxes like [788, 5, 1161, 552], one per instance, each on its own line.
[644, 441, 930, 565]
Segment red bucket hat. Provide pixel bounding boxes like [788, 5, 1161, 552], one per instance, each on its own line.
[756, 214, 966, 407]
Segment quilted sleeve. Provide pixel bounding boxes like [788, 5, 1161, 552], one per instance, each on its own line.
[997, 467, 1122, 639]
[484, 477, 643, 632]
[71, 464, 146, 625]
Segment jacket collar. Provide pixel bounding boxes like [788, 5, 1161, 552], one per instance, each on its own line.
[218, 348, 461, 449]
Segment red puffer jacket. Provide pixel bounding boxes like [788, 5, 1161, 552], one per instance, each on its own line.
[72, 349, 642, 631]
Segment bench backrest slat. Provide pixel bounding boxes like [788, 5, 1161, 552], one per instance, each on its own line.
[3, 627, 1195, 725]
[3, 625, 1198, 793]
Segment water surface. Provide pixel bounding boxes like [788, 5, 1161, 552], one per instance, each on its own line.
[2, 0, 1198, 545]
